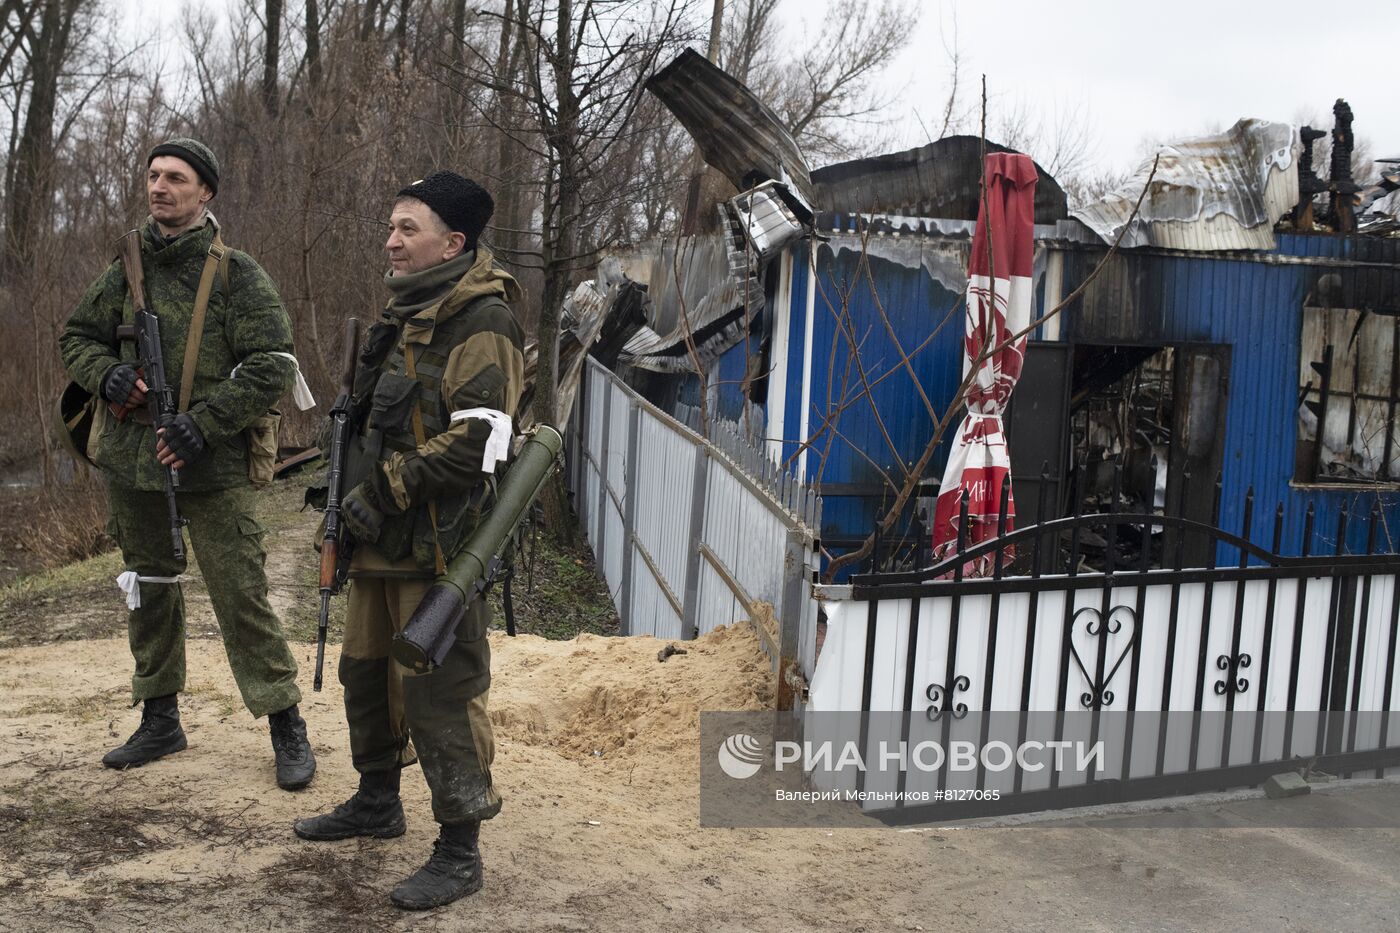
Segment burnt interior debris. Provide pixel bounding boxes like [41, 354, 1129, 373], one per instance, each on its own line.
[1296, 307, 1400, 485]
[1328, 99, 1359, 234]
[1288, 98, 1397, 236]
[1293, 126, 1329, 229]
[1066, 346, 1175, 570]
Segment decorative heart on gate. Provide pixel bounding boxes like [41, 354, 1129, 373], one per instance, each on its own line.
[1068, 604, 1138, 709]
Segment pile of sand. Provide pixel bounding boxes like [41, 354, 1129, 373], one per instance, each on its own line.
[493, 624, 772, 766]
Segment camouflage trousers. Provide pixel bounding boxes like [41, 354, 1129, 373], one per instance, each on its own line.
[342, 567, 500, 825]
[107, 482, 301, 717]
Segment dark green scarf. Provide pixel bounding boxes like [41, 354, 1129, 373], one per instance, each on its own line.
[383, 251, 474, 319]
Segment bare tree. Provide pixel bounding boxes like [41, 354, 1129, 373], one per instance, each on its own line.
[3, 0, 83, 269]
[451, 0, 694, 421]
[717, 0, 918, 163]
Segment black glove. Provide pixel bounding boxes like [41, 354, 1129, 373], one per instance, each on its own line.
[342, 481, 387, 545]
[161, 413, 207, 465]
[102, 364, 142, 406]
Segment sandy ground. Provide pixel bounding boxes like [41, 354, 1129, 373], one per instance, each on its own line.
[3, 625, 1400, 932]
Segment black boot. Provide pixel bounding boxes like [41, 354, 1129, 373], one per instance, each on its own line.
[389, 820, 483, 910]
[102, 694, 187, 769]
[293, 769, 406, 841]
[269, 704, 317, 790]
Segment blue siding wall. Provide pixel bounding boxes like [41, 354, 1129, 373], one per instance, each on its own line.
[1053, 234, 1400, 558]
[781, 239, 966, 554]
[773, 231, 1400, 562]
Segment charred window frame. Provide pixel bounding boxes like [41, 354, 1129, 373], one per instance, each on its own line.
[1296, 306, 1400, 486]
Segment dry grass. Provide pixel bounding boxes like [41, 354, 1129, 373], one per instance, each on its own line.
[0, 479, 114, 581]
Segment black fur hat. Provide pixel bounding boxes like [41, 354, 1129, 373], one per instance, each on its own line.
[396, 171, 494, 249]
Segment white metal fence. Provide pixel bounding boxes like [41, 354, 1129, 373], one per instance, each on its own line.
[802, 504, 1400, 820]
[567, 357, 822, 699]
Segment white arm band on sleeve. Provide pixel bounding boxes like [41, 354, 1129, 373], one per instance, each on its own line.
[448, 407, 513, 474]
[231, 351, 316, 410]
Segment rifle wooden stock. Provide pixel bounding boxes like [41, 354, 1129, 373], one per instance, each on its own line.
[313, 318, 362, 692]
[319, 539, 338, 589]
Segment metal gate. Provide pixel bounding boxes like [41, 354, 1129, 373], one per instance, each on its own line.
[807, 473, 1400, 821]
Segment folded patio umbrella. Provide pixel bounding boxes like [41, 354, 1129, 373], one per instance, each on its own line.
[931, 152, 1039, 575]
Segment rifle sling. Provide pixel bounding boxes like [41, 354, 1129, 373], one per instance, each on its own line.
[178, 233, 229, 413]
[401, 343, 448, 576]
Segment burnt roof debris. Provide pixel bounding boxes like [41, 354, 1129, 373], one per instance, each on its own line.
[613, 231, 764, 374]
[810, 136, 1069, 223]
[646, 48, 815, 212]
[1287, 101, 1400, 237]
[1293, 126, 1329, 229]
[524, 260, 650, 428]
[1328, 99, 1361, 234]
[1072, 118, 1298, 251]
[721, 179, 809, 262]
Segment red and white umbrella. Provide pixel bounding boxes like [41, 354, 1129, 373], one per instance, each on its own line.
[930, 153, 1039, 574]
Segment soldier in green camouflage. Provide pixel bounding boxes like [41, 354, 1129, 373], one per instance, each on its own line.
[59, 137, 317, 790]
[293, 172, 525, 911]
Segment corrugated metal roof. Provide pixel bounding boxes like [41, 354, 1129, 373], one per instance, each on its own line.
[646, 48, 815, 210]
[1072, 119, 1299, 251]
[810, 136, 1069, 223]
[613, 233, 762, 372]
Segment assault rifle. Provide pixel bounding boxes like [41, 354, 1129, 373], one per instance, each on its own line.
[314, 319, 361, 691]
[115, 230, 187, 561]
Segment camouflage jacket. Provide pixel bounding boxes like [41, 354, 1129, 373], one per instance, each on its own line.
[349, 247, 526, 573]
[60, 215, 296, 493]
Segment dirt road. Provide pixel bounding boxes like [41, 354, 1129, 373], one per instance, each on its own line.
[3, 626, 1400, 932]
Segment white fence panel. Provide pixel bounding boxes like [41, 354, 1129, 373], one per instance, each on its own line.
[568, 359, 822, 698]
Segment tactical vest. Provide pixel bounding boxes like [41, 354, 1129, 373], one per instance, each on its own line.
[354, 293, 512, 570]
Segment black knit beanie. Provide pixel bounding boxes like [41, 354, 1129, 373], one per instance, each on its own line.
[396, 172, 494, 249]
[148, 137, 220, 195]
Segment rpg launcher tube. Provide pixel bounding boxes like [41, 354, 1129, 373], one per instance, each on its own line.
[393, 424, 563, 673]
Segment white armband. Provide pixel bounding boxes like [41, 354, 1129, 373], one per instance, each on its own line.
[448, 408, 513, 474]
[231, 352, 316, 410]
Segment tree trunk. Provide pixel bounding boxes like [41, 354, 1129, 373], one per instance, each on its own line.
[533, 0, 580, 543]
[304, 0, 322, 89]
[359, 0, 381, 41]
[451, 0, 467, 63]
[262, 0, 282, 117]
[489, 0, 516, 259]
[393, 0, 410, 71]
[3, 0, 76, 272]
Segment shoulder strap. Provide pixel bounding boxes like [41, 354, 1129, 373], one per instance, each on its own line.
[178, 233, 229, 413]
[402, 342, 448, 576]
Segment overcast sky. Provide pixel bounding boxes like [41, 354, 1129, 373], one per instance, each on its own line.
[793, 0, 1399, 179]
[119, 0, 1397, 181]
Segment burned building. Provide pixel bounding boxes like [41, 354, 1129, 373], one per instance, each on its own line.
[575, 53, 1400, 573]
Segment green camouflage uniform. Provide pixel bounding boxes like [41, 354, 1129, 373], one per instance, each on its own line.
[60, 214, 302, 717]
[339, 246, 524, 825]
